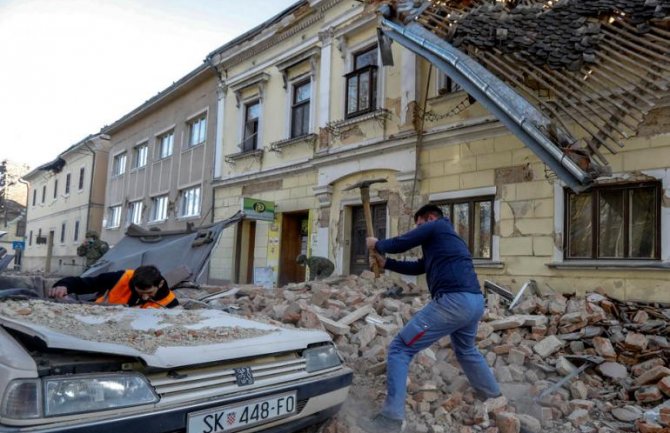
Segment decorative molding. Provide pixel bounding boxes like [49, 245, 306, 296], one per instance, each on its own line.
[229, 72, 270, 108]
[269, 133, 317, 153]
[325, 108, 392, 138]
[276, 46, 321, 90]
[313, 185, 333, 208]
[218, 0, 343, 71]
[224, 149, 264, 164]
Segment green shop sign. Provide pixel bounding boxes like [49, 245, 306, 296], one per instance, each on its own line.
[241, 197, 275, 222]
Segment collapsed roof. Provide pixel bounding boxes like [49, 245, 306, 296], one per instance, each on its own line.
[379, 0, 670, 191]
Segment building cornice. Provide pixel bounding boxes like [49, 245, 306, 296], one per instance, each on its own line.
[213, 116, 506, 189]
[210, 0, 346, 71]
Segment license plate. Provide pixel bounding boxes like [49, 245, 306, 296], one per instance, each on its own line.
[187, 392, 297, 433]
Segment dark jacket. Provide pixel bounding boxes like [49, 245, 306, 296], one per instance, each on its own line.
[54, 270, 179, 308]
[374, 217, 480, 298]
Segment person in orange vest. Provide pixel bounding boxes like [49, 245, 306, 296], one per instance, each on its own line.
[48, 265, 179, 309]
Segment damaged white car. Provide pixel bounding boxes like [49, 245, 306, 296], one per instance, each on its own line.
[0, 298, 352, 433]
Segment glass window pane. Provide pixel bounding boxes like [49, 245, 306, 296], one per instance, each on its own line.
[568, 193, 592, 258]
[247, 103, 260, 120]
[452, 203, 470, 249]
[629, 187, 656, 258]
[473, 201, 492, 259]
[295, 82, 310, 103]
[598, 189, 624, 258]
[359, 72, 370, 111]
[347, 76, 358, 114]
[355, 48, 377, 69]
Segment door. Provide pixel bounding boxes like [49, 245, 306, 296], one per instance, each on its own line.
[278, 212, 309, 286]
[349, 203, 386, 276]
[235, 220, 256, 284]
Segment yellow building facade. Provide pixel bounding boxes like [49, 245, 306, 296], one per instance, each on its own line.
[205, 0, 670, 301]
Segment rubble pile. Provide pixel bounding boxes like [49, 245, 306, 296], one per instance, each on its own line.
[179, 275, 670, 433]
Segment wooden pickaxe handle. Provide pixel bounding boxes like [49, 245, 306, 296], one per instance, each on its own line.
[360, 187, 380, 278]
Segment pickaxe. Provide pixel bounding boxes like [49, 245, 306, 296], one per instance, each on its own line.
[344, 178, 387, 277]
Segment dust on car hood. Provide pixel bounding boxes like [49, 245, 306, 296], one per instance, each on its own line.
[0, 300, 330, 369]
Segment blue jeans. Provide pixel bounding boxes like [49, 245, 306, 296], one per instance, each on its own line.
[380, 291, 500, 421]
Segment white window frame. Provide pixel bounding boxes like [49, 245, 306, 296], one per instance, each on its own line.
[188, 114, 207, 147]
[158, 131, 174, 159]
[112, 152, 127, 176]
[151, 195, 169, 222]
[289, 78, 312, 139]
[128, 200, 143, 225]
[133, 142, 148, 169]
[179, 186, 201, 218]
[106, 205, 122, 229]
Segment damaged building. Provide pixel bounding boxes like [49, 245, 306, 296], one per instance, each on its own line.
[88, 0, 670, 301]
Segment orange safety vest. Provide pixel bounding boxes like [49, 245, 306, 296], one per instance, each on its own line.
[95, 270, 176, 309]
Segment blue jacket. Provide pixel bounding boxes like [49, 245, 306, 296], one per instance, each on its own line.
[374, 217, 481, 298]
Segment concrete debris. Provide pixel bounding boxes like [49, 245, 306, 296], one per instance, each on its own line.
[174, 275, 670, 433]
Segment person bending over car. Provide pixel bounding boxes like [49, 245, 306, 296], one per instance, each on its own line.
[48, 265, 179, 309]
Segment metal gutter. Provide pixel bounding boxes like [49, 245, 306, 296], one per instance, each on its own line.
[380, 19, 595, 192]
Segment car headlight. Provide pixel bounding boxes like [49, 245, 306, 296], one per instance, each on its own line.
[1, 373, 158, 419]
[1, 379, 41, 419]
[44, 373, 158, 416]
[304, 345, 342, 373]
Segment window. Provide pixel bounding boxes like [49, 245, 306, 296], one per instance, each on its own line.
[188, 115, 207, 147]
[60, 223, 66, 243]
[179, 186, 201, 218]
[29, 230, 32, 246]
[65, 173, 71, 195]
[128, 200, 143, 225]
[53, 179, 58, 199]
[32, 189, 36, 206]
[133, 143, 148, 169]
[438, 73, 463, 95]
[437, 196, 494, 259]
[41, 185, 46, 203]
[158, 131, 174, 158]
[151, 195, 169, 222]
[345, 46, 378, 118]
[78, 167, 85, 190]
[74, 220, 79, 242]
[291, 80, 311, 138]
[565, 182, 661, 260]
[243, 101, 260, 152]
[112, 153, 127, 176]
[107, 205, 122, 228]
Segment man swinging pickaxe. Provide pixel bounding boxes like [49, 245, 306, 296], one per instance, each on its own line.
[344, 178, 388, 277]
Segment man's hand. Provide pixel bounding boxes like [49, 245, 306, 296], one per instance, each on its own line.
[48, 286, 68, 299]
[369, 251, 386, 271]
[366, 237, 378, 250]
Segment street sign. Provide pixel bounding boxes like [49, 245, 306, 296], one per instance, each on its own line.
[12, 241, 25, 251]
[241, 197, 275, 222]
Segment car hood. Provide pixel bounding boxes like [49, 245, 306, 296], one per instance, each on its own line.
[0, 300, 330, 369]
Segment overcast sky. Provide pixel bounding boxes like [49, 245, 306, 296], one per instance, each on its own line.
[0, 0, 297, 169]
